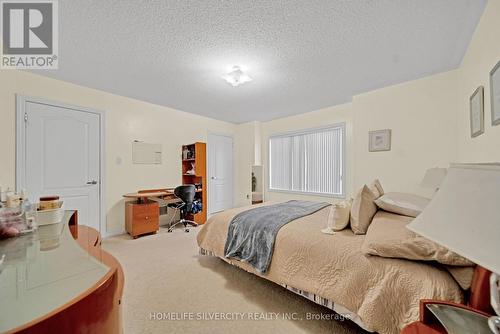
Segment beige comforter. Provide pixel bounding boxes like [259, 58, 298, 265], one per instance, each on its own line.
[197, 203, 464, 334]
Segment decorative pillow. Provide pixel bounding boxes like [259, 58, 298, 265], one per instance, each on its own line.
[362, 211, 474, 266]
[445, 266, 475, 290]
[369, 179, 384, 198]
[350, 185, 378, 235]
[321, 199, 352, 234]
[375, 192, 430, 217]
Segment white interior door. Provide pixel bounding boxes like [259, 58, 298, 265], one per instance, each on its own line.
[208, 133, 233, 214]
[17, 97, 102, 232]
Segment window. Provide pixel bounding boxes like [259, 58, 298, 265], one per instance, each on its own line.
[269, 124, 345, 197]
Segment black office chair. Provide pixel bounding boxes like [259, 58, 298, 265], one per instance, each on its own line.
[167, 185, 198, 233]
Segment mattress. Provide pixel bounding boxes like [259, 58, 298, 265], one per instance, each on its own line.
[197, 203, 464, 334]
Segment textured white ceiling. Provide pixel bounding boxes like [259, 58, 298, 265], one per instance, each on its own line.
[39, 0, 486, 123]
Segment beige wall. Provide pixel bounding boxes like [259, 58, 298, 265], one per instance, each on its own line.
[457, 0, 500, 162]
[233, 121, 266, 207]
[0, 70, 235, 235]
[352, 70, 459, 198]
[233, 122, 254, 207]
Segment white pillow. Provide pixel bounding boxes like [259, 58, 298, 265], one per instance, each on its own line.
[374, 192, 430, 217]
[321, 199, 352, 234]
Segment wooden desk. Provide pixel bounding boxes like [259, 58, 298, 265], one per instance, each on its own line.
[0, 211, 123, 334]
[123, 191, 175, 203]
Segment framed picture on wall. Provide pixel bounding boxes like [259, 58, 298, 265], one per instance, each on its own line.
[470, 86, 484, 138]
[490, 60, 500, 126]
[369, 129, 391, 152]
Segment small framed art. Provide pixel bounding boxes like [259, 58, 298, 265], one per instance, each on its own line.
[369, 129, 391, 152]
[490, 60, 500, 126]
[470, 86, 484, 138]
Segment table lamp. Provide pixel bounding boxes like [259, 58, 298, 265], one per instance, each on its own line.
[420, 167, 447, 191]
[407, 163, 500, 333]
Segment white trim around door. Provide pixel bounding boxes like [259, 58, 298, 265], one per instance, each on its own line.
[16, 95, 107, 236]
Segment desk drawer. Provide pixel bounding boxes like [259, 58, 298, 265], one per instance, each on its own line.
[132, 203, 158, 215]
[133, 215, 159, 235]
[133, 211, 156, 221]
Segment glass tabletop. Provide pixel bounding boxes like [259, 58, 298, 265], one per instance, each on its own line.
[0, 211, 109, 333]
[426, 303, 491, 334]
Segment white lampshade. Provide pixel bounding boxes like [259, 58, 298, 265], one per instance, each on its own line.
[408, 163, 500, 275]
[420, 167, 447, 190]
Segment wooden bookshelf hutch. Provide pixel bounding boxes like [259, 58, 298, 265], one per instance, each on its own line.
[182, 142, 207, 225]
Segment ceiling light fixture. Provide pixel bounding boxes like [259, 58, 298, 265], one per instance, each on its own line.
[223, 66, 252, 87]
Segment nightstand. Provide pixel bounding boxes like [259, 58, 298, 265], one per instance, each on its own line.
[401, 300, 492, 334]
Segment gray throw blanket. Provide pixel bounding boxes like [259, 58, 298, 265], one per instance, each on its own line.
[224, 200, 330, 273]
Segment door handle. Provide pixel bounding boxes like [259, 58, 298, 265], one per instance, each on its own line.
[86, 180, 98, 185]
[211, 176, 217, 180]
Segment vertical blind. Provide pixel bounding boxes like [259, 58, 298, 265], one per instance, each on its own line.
[269, 124, 344, 196]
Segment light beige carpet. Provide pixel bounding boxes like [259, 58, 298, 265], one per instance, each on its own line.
[103, 227, 367, 334]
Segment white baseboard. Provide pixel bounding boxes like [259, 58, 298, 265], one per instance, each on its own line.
[103, 229, 126, 239]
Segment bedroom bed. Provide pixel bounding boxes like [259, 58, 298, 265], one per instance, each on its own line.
[196, 202, 468, 334]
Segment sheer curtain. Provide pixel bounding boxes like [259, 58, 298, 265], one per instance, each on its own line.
[269, 124, 344, 196]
